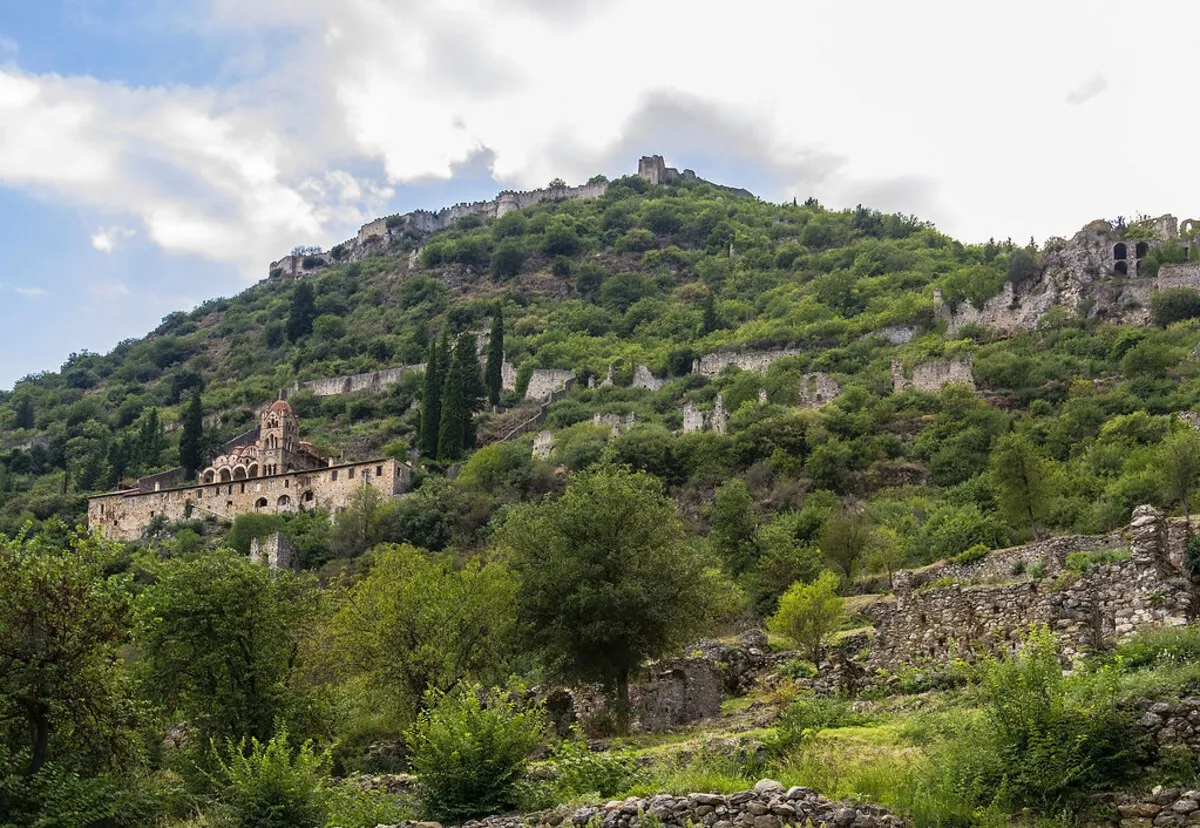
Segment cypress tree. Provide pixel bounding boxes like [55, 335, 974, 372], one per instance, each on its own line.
[702, 291, 718, 334]
[139, 409, 162, 468]
[179, 389, 205, 476]
[14, 397, 34, 430]
[286, 281, 317, 342]
[420, 334, 447, 457]
[438, 333, 483, 459]
[485, 309, 505, 408]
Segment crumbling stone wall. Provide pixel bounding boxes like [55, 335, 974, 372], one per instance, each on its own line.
[797, 373, 839, 408]
[632, 364, 665, 390]
[249, 532, 294, 571]
[288, 365, 425, 398]
[891, 357, 975, 393]
[865, 507, 1193, 668]
[592, 412, 636, 435]
[532, 430, 553, 459]
[681, 395, 727, 435]
[692, 349, 802, 376]
[1158, 262, 1200, 291]
[380, 782, 902, 828]
[525, 369, 575, 401]
[630, 657, 724, 731]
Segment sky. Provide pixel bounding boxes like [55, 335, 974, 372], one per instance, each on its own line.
[2, 0, 1199, 390]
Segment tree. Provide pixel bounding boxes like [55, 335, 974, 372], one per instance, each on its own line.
[437, 333, 483, 459]
[13, 397, 34, 430]
[0, 530, 131, 775]
[709, 479, 758, 575]
[490, 241, 524, 281]
[133, 550, 319, 746]
[818, 508, 873, 578]
[330, 483, 389, 557]
[330, 544, 517, 720]
[701, 291, 719, 333]
[1152, 287, 1200, 327]
[420, 334, 448, 457]
[1160, 428, 1200, 532]
[865, 527, 904, 588]
[137, 408, 163, 469]
[485, 309, 505, 408]
[991, 432, 1051, 538]
[179, 388, 205, 477]
[767, 571, 844, 661]
[286, 281, 317, 342]
[497, 466, 721, 726]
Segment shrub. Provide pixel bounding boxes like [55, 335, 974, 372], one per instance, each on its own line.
[548, 735, 638, 798]
[767, 695, 867, 755]
[1151, 287, 1200, 327]
[408, 684, 544, 821]
[779, 658, 819, 679]
[951, 543, 989, 566]
[1186, 534, 1200, 577]
[1065, 547, 1131, 572]
[766, 571, 844, 661]
[215, 730, 328, 828]
[1028, 562, 1046, 579]
[1113, 623, 1200, 671]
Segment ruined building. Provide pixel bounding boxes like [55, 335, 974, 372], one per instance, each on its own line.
[88, 399, 411, 541]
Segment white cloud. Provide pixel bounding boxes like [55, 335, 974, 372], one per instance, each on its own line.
[91, 225, 136, 253]
[13, 287, 45, 297]
[1, 0, 1200, 281]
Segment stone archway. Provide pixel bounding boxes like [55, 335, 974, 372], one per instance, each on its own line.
[1114, 242, 1127, 260]
[1115, 260, 1128, 276]
[255, 497, 268, 511]
[233, 466, 247, 480]
[219, 468, 232, 483]
[1135, 241, 1149, 258]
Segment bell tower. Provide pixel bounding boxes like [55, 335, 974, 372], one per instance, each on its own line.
[259, 399, 300, 476]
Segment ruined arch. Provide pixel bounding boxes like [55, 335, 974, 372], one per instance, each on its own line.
[219, 468, 232, 483]
[1135, 241, 1149, 258]
[302, 490, 314, 504]
[255, 497, 268, 511]
[1182, 219, 1198, 236]
[1115, 260, 1128, 276]
[276, 495, 291, 508]
[1114, 242, 1127, 260]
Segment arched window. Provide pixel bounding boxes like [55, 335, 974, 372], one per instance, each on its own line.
[1114, 242, 1127, 260]
[277, 495, 291, 507]
[203, 470, 215, 483]
[302, 490, 315, 504]
[1135, 241, 1149, 258]
[255, 497, 268, 511]
[1115, 260, 1128, 276]
[233, 466, 247, 480]
[219, 468, 232, 483]
[248, 464, 259, 478]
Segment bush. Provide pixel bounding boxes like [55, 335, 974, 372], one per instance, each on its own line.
[215, 730, 328, 828]
[1186, 534, 1200, 577]
[767, 695, 868, 755]
[408, 684, 544, 821]
[548, 735, 637, 798]
[1151, 287, 1200, 327]
[951, 543, 989, 565]
[1113, 623, 1200, 671]
[1064, 547, 1130, 572]
[766, 571, 844, 661]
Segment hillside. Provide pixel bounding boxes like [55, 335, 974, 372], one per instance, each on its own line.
[10, 162, 1200, 828]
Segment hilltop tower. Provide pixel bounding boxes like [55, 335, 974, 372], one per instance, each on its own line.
[259, 399, 301, 476]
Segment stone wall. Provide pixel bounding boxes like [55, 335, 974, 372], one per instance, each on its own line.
[630, 657, 724, 732]
[693, 349, 802, 376]
[682, 395, 728, 435]
[287, 365, 425, 398]
[901, 531, 1127, 589]
[390, 781, 902, 828]
[632, 364, 665, 390]
[891, 356, 974, 393]
[89, 458, 411, 542]
[797, 373, 839, 408]
[592, 412, 636, 435]
[249, 532, 294, 571]
[532, 430, 553, 459]
[1158, 262, 1200, 291]
[864, 507, 1193, 668]
[525, 369, 575, 401]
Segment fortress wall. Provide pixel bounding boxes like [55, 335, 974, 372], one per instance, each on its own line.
[693, 349, 802, 376]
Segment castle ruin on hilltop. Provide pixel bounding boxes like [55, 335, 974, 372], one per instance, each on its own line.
[88, 399, 411, 542]
[268, 155, 754, 279]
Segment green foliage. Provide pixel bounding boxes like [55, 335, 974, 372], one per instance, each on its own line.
[133, 550, 320, 747]
[408, 684, 544, 822]
[330, 543, 517, 721]
[950, 543, 989, 566]
[420, 333, 448, 457]
[1160, 427, 1200, 523]
[215, 730, 328, 828]
[768, 695, 869, 754]
[547, 734, 638, 799]
[1187, 533, 1200, 577]
[498, 466, 725, 718]
[1151, 287, 1200, 327]
[1064, 547, 1130, 571]
[178, 388, 205, 476]
[286, 282, 316, 342]
[485, 309, 505, 407]
[709, 479, 758, 575]
[990, 432, 1051, 537]
[766, 571, 844, 661]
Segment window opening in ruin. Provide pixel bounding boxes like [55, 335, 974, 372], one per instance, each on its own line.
[1135, 241, 1149, 258]
[255, 497, 268, 511]
[1114, 242, 1127, 260]
[284, 479, 289, 488]
[226, 500, 233, 508]
[99, 504, 104, 515]
[277, 495, 291, 507]
[150, 511, 155, 517]
[376, 465, 383, 476]
[1115, 260, 1128, 276]
[303, 490, 314, 503]
[332, 470, 338, 481]
[239, 483, 245, 494]
[349, 468, 355, 479]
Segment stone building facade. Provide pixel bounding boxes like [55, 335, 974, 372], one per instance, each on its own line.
[692, 349, 802, 376]
[797, 373, 839, 408]
[88, 400, 411, 542]
[682, 395, 728, 435]
[891, 357, 975, 393]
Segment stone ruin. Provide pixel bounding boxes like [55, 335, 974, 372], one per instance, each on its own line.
[692, 348, 802, 376]
[532, 430, 554, 460]
[632, 364, 665, 390]
[859, 506, 1194, 670]
[629, 657, 724, 732]
[796, 372, 839, 408]
[591, 412, 636, 435]
[890, 356, 974, 393]
[682, 394, 728, 435]
[249, 532, 294, 571]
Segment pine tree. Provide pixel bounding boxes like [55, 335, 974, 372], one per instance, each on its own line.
[138, 408, 163, 469]
[286, 281, 317, 342]
[13, 397, 34, 430]
[485, 309, 505, 408]
[438, 333, 483, 459]
[179, 389, 205, 476]
[420, 334, 447, 457]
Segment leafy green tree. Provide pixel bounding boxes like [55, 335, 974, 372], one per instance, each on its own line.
[490, 240, 524, 280]
[330, 544, 517, 720]
[331, 483, 390, 558]
[133, 550, 320, 746]
[1160, 428, 1200, 531]
[991, 432, 1052, 538]
[286, 281, 317, 342]
[497, 466, 722, 724]
[420, 334, 447, 457]
[701, 290, 719, 333]
[178, 388, 205, 477]
[408, 684, 544, 821]
[864, 526, 904, 588]
[709, 479, 758, 575]
[767, 571, 844, 661]
[0, 530, 131, 775]
[1006, 248, 1037, 285]
[818, 508, 873, 578]
[485, 309, 505, 408]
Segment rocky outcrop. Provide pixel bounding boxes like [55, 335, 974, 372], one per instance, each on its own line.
[383, 781, 903, 828]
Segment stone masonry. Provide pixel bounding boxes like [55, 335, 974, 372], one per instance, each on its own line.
[682, 395, 728, 435]
[797, 373, 839, 408]
[863, 507, 1193, 669]
[890, 356, 975, 393]
[249, 532, 293, 571]
[632, 364, 665, 390]
[382, 781, 902, 828]
[692, 349, 802, 376]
